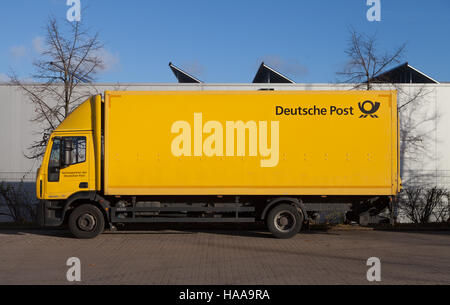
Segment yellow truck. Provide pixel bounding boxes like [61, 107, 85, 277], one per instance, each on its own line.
[36, 90, 400, 238]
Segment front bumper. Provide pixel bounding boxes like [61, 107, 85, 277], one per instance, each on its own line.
[37, 200, 64, 227]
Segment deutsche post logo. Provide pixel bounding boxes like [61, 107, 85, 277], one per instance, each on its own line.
[358, 100, 380, 118]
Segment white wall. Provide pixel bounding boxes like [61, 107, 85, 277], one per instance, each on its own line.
[436, 85, 450, 187]
[1, 83, 449, 187]
[0, 85, 40, 181]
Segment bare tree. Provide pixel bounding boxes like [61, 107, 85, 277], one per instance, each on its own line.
[336, 28, 444, 224]
[337, 27, 406, 90]
[432, 192, 450, 223]
[399, 186, 448, 224]
[0, 181, 37, 224]
[9, 16, 104, 159]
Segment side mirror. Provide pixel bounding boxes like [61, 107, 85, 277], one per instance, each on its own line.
[61, 138, 73, 169]
[59, 138, 65, 169]
[48, 137, 62, 182]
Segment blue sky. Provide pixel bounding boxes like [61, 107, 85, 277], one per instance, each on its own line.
[0, 0, 449, 83]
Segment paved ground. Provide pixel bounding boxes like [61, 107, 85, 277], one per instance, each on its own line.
[0, 226, 449, 285]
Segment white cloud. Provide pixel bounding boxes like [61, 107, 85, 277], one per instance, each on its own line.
[0, 73, 9, 82]
[258, 55, 308, 79]
[181, 60, 205, 77]
[95, 48, 120, 72]
[32, 36, 45, 54]
[9, 45, 27, 58]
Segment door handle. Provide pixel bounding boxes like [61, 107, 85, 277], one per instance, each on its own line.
[79, 182, 88, 189]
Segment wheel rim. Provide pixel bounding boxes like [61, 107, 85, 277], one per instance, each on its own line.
[77, 213, 96, 231]
[274, 210, 296, 233]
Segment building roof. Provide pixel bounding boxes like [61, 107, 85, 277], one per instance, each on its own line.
[252, 62, 295, 84]
[371, 62, 439, 84]
[169, 62, 203, 83]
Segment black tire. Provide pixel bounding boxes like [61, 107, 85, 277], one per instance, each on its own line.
[266, 204, 303, 239]
[68, 204, 105, 239]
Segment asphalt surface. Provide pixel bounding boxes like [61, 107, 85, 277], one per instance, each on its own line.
[0, 227, 449, 285]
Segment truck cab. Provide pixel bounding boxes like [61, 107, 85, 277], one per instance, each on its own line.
[36, 95, 104, 232]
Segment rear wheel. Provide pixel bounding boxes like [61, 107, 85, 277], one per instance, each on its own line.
[266, 204, 303, 239]
[68, 204, 105, 239]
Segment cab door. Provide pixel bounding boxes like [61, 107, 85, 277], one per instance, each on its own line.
[44, 133, 93, 199]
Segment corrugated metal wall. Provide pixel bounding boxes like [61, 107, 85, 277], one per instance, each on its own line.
[1, 83, 449, 188]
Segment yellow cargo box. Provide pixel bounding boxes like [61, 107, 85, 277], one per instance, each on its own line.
[104, 90, 399, 196]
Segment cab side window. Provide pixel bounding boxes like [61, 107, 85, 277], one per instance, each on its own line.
[48, 136, 87, 182]
[64, 137, 86, 166]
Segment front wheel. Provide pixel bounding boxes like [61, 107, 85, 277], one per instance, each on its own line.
[68, 204, 105, 239]
[266, 204, 303, 239]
